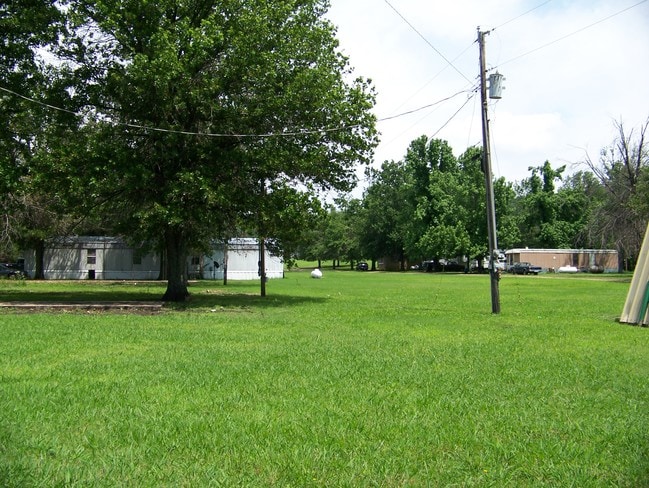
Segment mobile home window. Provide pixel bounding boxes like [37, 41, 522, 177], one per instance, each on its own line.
[86, 248, 96, 265]
[133, 249, 143, 265]
[191, 256, 200, 266]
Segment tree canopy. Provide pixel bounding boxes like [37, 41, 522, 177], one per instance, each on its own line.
[28, 0, 377, 300]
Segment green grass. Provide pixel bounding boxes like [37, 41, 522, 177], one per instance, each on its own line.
[1, 272, 648, 486]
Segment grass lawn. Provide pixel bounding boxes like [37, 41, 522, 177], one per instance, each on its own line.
[1, 271, 648, 486]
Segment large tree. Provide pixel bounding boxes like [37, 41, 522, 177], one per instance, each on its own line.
[401, 136, 464, 262]
[45, 0, 376, 300]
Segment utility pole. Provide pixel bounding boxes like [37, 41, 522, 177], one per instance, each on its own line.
[259, 180, 267, 297]
[259, 237, 267, 297]
[478, 27, 501, 314]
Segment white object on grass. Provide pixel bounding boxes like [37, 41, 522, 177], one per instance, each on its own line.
[311, 268, 323, 279]
[557, 265, 578, 273]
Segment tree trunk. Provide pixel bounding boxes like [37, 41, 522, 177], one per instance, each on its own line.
[162, 229, 189, 302]
[223, 241, 228, 286]
[618, 247, 626, 273]
[34, 239, 45, 279]
[259, 237, 266, 297]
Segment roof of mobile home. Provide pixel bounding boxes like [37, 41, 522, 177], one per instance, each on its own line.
[505, 248, 617, 254]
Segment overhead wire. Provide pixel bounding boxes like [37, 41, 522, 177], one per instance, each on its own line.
[385, 39, 476, 118]
[5, 1, 642, 151]
[428, 90, 478, 141]
[494, 0, 649, 69]
[0, 83, 474, 138]
[383, 0, 473, 85]
[493, 0, 553, 31]
[379, 0, 557, 153]
[377, 88, 474, 122]
[0, 84, 362, 138]
[467, 0, 648, 177]
[0, 85, 79, 117]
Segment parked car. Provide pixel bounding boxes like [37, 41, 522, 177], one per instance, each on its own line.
[356, 261, 369, 271]
[443, 260, 465, 272]
[510, 261, 542, 275]
[0, 263, 26, 279]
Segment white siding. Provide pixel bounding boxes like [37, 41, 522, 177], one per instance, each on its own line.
[25, 236, 282, 280]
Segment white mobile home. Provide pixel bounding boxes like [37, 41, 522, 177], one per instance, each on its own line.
[191, 238, 284, 280]
[25, 236, 283, 280]
[24, 236, 160, 280]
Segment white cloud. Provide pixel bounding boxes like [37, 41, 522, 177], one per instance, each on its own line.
[327, 0, 649, 186]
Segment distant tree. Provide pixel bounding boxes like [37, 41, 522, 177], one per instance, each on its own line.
[516, 161, 578, 248]
[492, 176, 520, 251]
[361, 161, 413, 270]
[401, 136, 465, 262]
[359, 139, 518, 271]
[315, 199, 363, 268]
[455, 146, 518, 266]
[582, 118, 649, 269]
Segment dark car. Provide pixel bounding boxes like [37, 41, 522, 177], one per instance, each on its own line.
[356, 261, 369, 271]
[0, 263, 26, 278]
[510, 261, 541, 275]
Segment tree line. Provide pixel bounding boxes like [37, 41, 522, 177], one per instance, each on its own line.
[297, 120, 649, 272]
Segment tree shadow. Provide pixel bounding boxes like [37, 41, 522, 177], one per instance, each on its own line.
[0, 288, 159, 303]
[0, 284, 327, 313]
[167, 292, 328, 311]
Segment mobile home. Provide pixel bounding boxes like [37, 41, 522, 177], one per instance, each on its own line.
[24, 236, 283, 280]
[505, 248, 618, 273]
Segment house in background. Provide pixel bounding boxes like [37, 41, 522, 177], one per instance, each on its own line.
[191, 238, 284, 280]
[505, 248, 619, 273]
[24, 236, 159, 280]
[24, 236, 283, 280]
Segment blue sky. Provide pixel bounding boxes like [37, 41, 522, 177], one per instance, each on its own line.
[327, 0, 649, 186]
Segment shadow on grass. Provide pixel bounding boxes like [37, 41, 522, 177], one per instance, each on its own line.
[167, 292, 328, 311]
[0, 289, 161, 303]
[0, 281, 327, 312]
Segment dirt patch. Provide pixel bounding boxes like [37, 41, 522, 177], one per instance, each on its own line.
[0, 301, 165, 314]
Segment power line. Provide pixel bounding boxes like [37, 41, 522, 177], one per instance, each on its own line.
[494, 0, 553, 31]
[0, 84, 362, 138]
[378, 88, 475, 122]
[386, 40, 477, 118]
[0, 83, 473, 138]
[383, 0, 473, 85]
[0, 85, 79, 116]
[428, 91, 477, 140]
[496, 0, 648, 68]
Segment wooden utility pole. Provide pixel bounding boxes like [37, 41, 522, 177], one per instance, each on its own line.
[222, 240, 228, 286]
[259, 237, 267, 297]
[478, 27, 501, 314]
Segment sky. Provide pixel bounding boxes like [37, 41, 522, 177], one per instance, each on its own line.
[325, 0, 649, 188]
